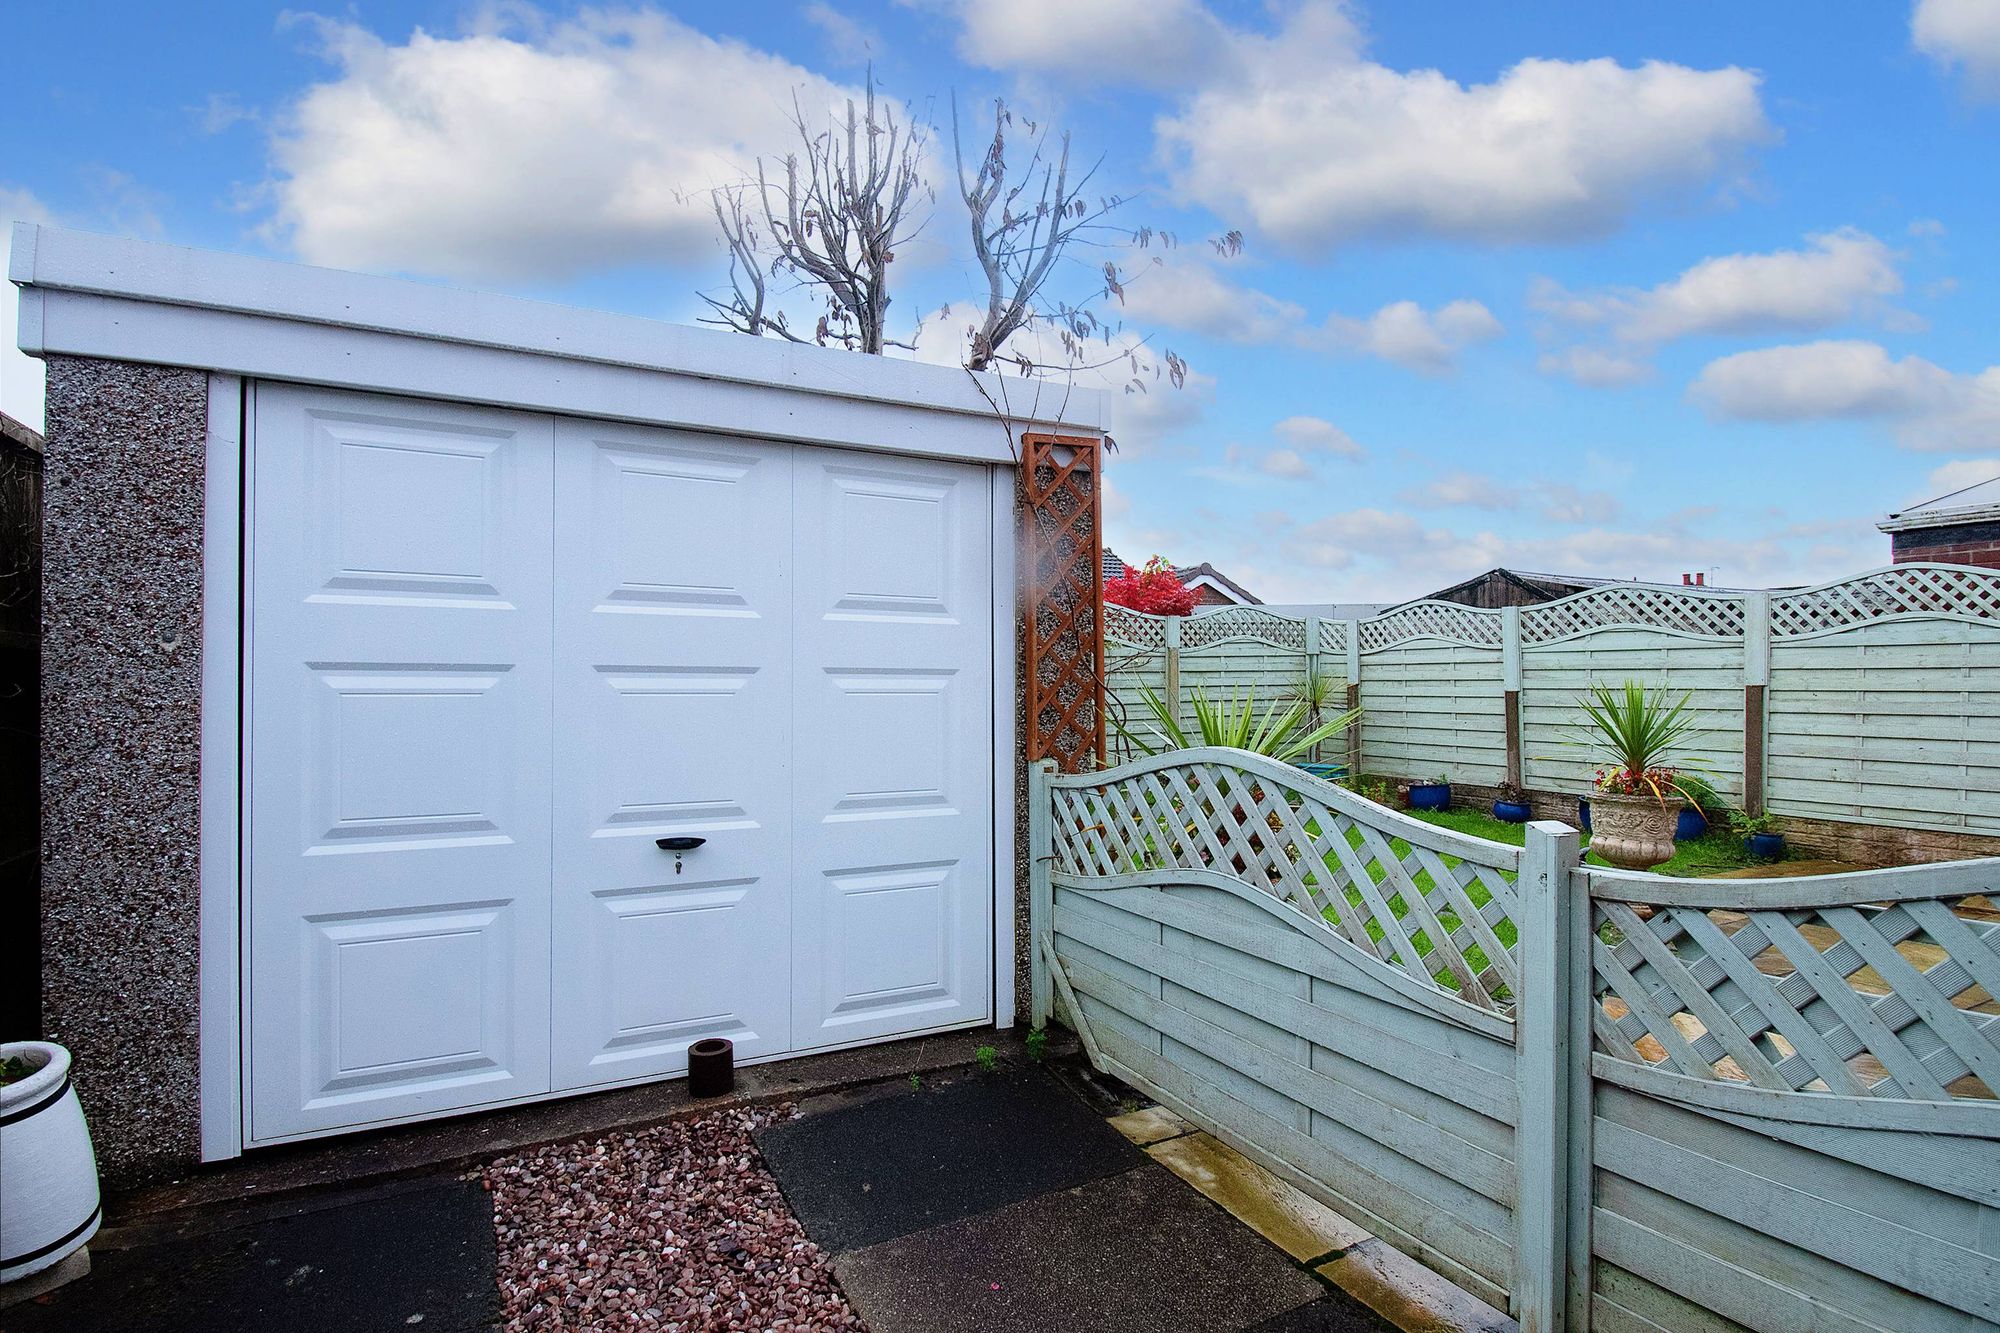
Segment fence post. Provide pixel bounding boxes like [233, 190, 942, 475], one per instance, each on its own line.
[1304, 616, 1324, 762]
[1742, 591, 1770, 817]
[1517, 820, 1587, 1333]
[1502, 606, 1524, 791]
[1163, 614, 1182, 735]
[1344, 618, 1362, 780]
[1028, 758, 1057, 1029]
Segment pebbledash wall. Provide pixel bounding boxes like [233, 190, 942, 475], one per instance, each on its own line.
[1106, 569, 2000, 863]
[14, 223, 1103, 1186]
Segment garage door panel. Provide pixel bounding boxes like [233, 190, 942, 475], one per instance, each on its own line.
[583, 431, 783, 618]
[249, 385, 555, 1143]
[813, 461, 975, 625]
[299, 899, 523, 1107]
[809, 860, 967, 1032]
[792, 449, 994, 1048]
[302, 404, 532, 610]
[551, 420, 793, 1090]
[570, 878, 783, 1075]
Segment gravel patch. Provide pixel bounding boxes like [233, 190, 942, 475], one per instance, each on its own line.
[486, 1105, 865, 1332]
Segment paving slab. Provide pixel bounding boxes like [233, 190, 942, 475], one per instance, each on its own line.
[755, 1066, 1143, 1252]
[1317, 1239, 1516, 1333]
[2, 1174, 498, 1333]
[1109, 1104, 1196, 1147]
[1148, 1130, 1374, 1262]
[833, 1162, 1326, 1333]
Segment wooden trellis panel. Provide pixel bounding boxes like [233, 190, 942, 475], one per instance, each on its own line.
[1023, 433, 1104, 771]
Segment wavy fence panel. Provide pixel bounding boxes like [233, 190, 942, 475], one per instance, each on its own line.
[1520, 628, 1747, 802]
[1582, 864, 2000, 1332]
[1767, 618, 2000, 835]
[1032, 753, 2000, 1330]
[1358, 641, 1507, 785]
[1031, 749, 1524, 1309]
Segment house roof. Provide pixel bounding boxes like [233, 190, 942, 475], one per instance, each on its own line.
[1879, 474, 2000, 533]
[1102, 548, 1263, 604]
[1415, 567, 1615, 604]
[0, 411, 43, 454]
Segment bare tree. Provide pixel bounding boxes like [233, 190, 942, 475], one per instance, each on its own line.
[952, 97, 1189, 389]
[700, 74, 931, 353]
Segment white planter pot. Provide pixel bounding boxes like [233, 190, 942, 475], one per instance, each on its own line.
[1, 1042, 102, 1284]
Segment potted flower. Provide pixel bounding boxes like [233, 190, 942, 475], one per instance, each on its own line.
[1566, 681, 1709, 871]
[1, 1042, 101, 1285]
[1407, 772, 1451, 812]
[1492, 782, 1532, 824]
[1674, 773, 1722, 841]
[1731, 810, 1786, 860]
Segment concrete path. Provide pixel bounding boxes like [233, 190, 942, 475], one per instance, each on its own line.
[756, 1066, 1398, 1333]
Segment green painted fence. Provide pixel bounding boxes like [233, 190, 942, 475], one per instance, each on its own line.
[1105, 563, 2000, 837]
[1031, 749, 2000, 1331]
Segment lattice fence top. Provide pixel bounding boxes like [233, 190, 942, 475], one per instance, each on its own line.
[1587, 866, 2000, 1103]
[1771, 563, 2000, 638]
[1521, 584, 1745, 644]
[1045, 749, 1522, 1012]
[1103, 603, 1166, 650]
[1358, 601, 1502, 651]
[1182, 607, 1309, 651]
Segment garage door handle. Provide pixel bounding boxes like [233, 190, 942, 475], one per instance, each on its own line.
[656, 837, 706, 852]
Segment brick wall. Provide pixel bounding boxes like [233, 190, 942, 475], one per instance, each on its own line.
[1890, 518, 2000, 568]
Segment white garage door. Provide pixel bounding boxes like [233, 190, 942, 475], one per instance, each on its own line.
[247, 385, 995, 1144]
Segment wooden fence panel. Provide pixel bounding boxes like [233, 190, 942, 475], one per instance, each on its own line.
[1030, 755, 2000, 1331]
[1768, 618, 2000, 834]
[1358, 641, 1508, 784]
[1521, 629, 1746, 802]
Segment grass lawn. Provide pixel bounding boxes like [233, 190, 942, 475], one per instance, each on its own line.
[1400, 804, 1785, 878]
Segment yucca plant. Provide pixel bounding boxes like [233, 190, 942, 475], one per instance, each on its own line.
[1285, 668, 1343, 763]
[1118, 682, 1359, 764]
[1566, 679, 1710, 807]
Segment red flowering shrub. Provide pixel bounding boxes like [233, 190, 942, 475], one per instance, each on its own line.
[1105, 556, 1197, 617]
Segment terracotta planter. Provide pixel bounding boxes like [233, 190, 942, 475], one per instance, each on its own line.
[1588, 791, 1678, 870]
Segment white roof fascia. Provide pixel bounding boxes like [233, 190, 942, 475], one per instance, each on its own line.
[11, 224, 1106, 464]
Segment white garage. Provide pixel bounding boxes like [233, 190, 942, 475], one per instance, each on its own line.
[15, 224, 1104, 1163]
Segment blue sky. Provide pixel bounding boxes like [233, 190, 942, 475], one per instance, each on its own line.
[6, 0, 1999, 600]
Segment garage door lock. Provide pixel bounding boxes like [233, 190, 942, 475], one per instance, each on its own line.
[655, 836, 706, 874]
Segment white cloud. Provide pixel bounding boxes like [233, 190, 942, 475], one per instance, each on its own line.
[1918, 458, 2000, 501]
[944, 0, 1236, 89]
[1915, 0, 2000, 96]
[1689, 339, 2000, 450]
[1119, 259, 1501, 372]
[1, 187, 55, 433]
[1266, 502, 1875, 601]
[1535, 229, 1903, 345]
[1275, 415, 1366, 460]
[802, 3, 878, 64]
[1537, 346, 1651, 387]
[1397, 470, 1618, 523]
[268, 9, 860, 282]
[1155, 2, 1771, 254]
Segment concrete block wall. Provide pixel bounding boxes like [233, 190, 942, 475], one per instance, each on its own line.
[39, 356, 210, 1187]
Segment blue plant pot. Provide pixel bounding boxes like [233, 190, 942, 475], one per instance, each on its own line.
[1747, 832, 1785, 860]
[1578, 797, 1592, 833]
[1296, 762, 1348, 784]
[1408, 783, 1451, 812]
[1492, 800, 1531, 824]
[1675, 808, 1708, 841]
